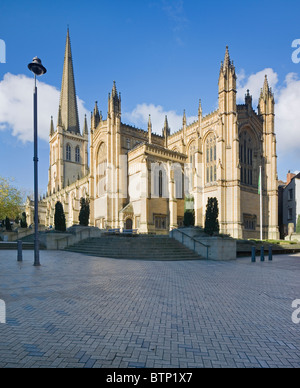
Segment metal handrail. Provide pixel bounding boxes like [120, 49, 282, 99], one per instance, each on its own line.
[171, 229, 209, 259]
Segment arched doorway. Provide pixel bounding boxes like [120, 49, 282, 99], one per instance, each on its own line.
[125, 218, 133, 230]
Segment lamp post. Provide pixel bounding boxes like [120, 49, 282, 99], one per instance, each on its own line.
[28, 57, 47, 266]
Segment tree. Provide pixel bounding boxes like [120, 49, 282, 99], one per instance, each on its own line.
[204, 197, 220, 236]
[54, 201, 66, 232]
[79, 197, 90, 226]
[20, 212, 28, 228]
[184, 210, 195, 227]
[183, 195, 195, 227]
[0, 176, 24, 220]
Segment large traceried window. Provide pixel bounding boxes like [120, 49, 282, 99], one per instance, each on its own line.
[97, 143, 107, 197]
[239, 131, 253, 186]
[206, 134, 217, 184]
[66, 144, 71, 161]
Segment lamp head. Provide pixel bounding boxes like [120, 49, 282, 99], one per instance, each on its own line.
[28, 57, 47, 76]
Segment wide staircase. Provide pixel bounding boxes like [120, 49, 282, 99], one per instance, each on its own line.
[64, 235, 204, 261]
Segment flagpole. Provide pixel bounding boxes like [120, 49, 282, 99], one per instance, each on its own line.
[259, 165, 263, 241]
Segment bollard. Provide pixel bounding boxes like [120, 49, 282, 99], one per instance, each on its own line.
[17, 240, 23, 262]
[251, 246, 256, 262]
[260, 246, 265, 262]
[268, 245, 272, 261]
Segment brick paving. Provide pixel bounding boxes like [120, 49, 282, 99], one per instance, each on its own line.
[0, 249, 299, 368]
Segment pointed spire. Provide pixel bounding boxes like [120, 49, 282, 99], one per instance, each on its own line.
[198, 99, 202, 117]
[148, 114, 152, 131]
[50, 116, 54, 137]
[92, 101, 100, 128]
[164, 115, 169, 131]
[260, 74, 274, 99]
[163, 115, 170, 147]
[109, 80, 121, 116]
[148, 114, 152, 144]
[262, 74, 270, 95]
[83, 114, 88, 135]
[93, 101, 99, 117]
[58, 29, 80, 134]
[220, 45, 235, 75]
[183, 110, 186, 126]
[112, 80, 117, 97]
[223, 45, 230, 69]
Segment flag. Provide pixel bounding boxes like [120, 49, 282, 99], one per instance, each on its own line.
[258, 168, 261, 195]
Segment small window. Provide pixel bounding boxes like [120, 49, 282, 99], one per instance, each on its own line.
[154, 215, 167, 230]
[66, 144, 71, 161]
[288, 189, 293, 201]
[159, 170, 163, 198]
[75, 146, 80, 163]
[288, 208, 293, 220]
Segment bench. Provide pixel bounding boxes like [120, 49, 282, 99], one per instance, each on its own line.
[122, 229, 138, 235]
[106, 228, 120, 234]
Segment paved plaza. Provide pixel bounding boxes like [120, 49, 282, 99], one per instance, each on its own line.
[0, 249, 299, 368]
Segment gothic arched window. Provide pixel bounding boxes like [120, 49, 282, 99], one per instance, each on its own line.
[66, 144, 71, 161]
[239, 131, 253, 186]
[75, 146, 80, 163]
[206, 134, 217, 184]
[97, 143, 107, 196]
[188, 141, 196, 169]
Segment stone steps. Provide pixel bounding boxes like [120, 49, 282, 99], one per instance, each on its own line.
[64, 235, 204, 261]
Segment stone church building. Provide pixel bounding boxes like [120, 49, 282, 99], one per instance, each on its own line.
[28, 31, 279, 239]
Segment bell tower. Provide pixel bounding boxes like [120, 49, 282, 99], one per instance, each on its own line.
[258, 75, 279, 239]
[48, 29, 89, 196]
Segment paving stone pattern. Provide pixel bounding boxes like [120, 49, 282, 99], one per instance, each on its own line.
[0, 250, 299, 368]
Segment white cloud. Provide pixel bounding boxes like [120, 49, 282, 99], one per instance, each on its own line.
[276, 72, 300, 154]
[0, 73, 88, 143]
[124, 103, 197, 135]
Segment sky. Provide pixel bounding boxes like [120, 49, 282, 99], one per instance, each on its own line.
[1, 0, 300, 197]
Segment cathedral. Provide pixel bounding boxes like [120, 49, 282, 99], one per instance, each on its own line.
[29, 30, 279, 239]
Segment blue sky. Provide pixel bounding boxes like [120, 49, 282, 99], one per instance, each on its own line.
[1, 0, 300, 197]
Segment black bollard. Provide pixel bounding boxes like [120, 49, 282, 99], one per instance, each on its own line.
[260, 246, 265, 262]
[268, 245, 273, 261]
[17, 240, 23, 262]
[251, 246, 256, 262]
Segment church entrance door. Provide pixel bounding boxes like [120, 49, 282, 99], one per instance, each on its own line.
[125, 218, 133, 230]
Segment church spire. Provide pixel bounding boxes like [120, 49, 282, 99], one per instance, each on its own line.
[58, 28, 80, 134]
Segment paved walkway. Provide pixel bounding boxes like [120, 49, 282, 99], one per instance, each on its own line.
[0, 249, 299, 368]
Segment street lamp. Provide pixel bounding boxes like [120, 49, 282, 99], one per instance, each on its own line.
[28, 57, 47, 266]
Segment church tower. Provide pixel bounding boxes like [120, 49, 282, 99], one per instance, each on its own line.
[218, 46, 242, 238]
[48, 29, 88, 196]
[258, 76, 279, 239]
